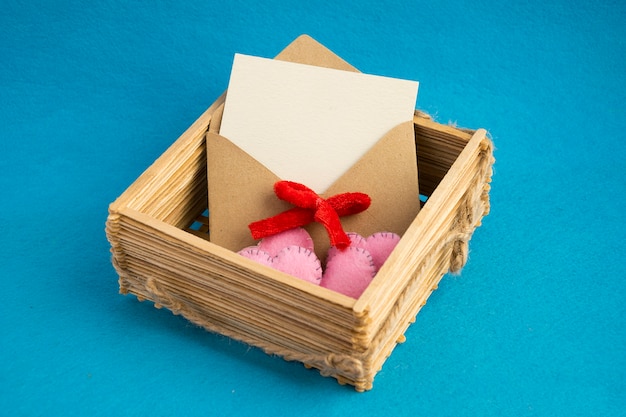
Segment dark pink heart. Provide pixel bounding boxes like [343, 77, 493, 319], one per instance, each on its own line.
[321, 246, 376, 299]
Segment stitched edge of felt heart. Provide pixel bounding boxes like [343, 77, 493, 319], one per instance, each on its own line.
[272, 245, 322, 284]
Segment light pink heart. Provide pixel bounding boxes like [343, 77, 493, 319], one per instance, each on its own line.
[237, 247, 274, 268]
[333, 232, 401, 272]
[258, 227, 314, 256]
[272, 245, 322, 284]
[238, 242, 321, 285]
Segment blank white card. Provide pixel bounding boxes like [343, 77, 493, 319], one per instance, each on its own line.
[219, 53, 419, 193]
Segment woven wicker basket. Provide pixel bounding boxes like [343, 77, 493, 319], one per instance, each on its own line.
[105, 35, 494, 392]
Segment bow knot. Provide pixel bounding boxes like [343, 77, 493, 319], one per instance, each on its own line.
[249, 181, 371, 250]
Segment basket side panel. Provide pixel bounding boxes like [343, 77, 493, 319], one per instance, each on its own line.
[368, 134, 494, 375]
[356, 128, 494, 363]
[414, 113, 473, 197]
[108, 96, 226, 229]
[106, 208, 371, 384]
[128, 130, 207, 229]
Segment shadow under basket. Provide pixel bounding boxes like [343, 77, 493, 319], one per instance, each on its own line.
[106, 98, 494, 391]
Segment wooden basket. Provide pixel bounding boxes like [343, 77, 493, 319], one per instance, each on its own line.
[105, 36, 494, 392]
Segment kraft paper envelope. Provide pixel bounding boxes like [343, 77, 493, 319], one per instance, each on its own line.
[206, 35, 420, 259]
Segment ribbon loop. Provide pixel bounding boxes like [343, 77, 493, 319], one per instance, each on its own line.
[249, 180, 371, 250]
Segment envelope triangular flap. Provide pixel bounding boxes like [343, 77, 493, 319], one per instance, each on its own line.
[308, 120, 419, 258]
[206, 130, 287, 252]
[274, 34, 358, 72]
[206, 35, 420, 259]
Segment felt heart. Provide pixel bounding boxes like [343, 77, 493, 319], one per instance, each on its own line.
[320, 232, 400, 298]
[321, 246, 376, 299]
[345, 232, 401, 271]
[237, 247, 274, 268]
[238, 228, 322, 285]
[272, 245, 322, 285]
[257, 227, 314, 255]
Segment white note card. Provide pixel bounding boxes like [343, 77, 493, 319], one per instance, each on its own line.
[219, 53, 419, 193]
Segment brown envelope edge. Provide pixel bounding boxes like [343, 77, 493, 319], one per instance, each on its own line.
[273, 34, 358, 72]
[316, 121, 419, 255]
[207, 120, 420, 260]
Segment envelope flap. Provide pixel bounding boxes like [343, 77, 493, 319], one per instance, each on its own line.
[308, 120, 420, 257]
[325, 120, 419, 231]
[206, 132, 288, 252]
[274, 34, 358, 73]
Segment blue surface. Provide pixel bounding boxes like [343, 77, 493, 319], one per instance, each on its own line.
[1, 1, 625, 415]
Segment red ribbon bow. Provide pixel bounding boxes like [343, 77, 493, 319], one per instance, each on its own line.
[249, 181, 371, 250]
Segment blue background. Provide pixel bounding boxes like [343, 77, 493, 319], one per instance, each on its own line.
[2, 1, 624, 415]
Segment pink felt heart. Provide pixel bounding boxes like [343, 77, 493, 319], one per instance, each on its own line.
[346, 232, 401, 271]
[258, 227, 314, 256]
[238, 230, 321, 285]
[272, 245, 322, 285]
[237, 247, 274, 267]
[321, 246, 376, 299]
